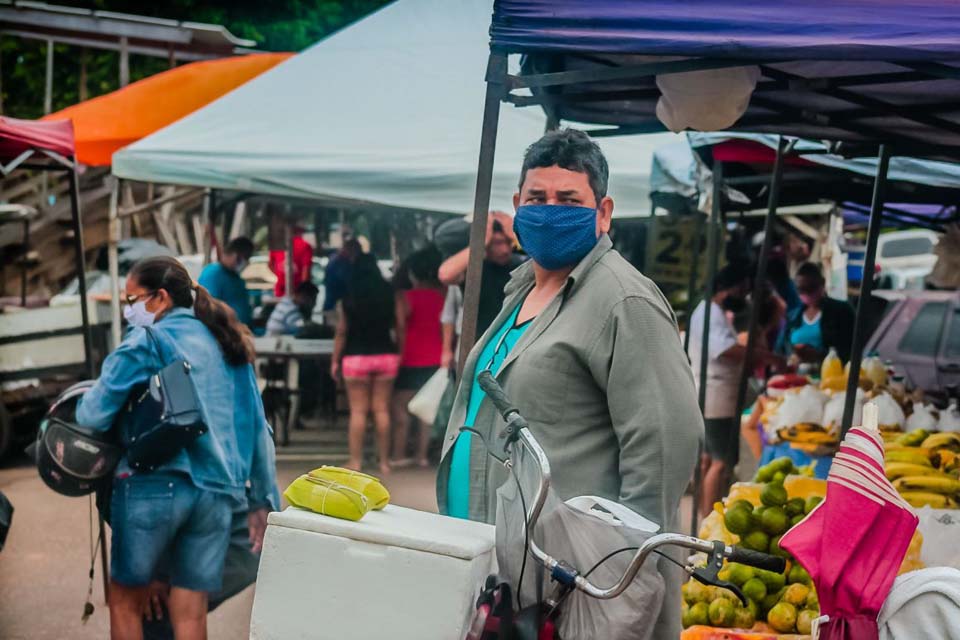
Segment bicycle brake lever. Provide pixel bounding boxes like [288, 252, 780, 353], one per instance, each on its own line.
[689, 540, 749, 606]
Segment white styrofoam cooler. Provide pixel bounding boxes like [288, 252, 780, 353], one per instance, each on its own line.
[250, 505, 496, 640]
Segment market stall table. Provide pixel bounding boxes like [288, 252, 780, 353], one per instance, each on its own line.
[253, 336, 334, 446]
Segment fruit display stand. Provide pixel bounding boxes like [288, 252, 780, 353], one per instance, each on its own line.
[681, 457, 924, 639]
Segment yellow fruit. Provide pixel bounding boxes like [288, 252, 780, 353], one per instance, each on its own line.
[797, 609, 817, 634]
[708, 597, 736, 627]
[894, 476, 960, 496]
[922, 432, 960, 453]
[783, 583, 810, 607]
[885, 450, 934, 467]
[900, 491, 958, 509]
[885, 462, 947, 481]
[688, 602, 709, 627]
[896, 429, 931, 447]
[768, 602, 798, 633]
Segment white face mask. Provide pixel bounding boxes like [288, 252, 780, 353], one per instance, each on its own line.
[123, 300, 156, 327]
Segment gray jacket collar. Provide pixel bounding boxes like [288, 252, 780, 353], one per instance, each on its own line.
[504, 233, 613, 297]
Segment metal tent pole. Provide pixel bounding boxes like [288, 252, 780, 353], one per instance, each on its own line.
[458, 51, 507, 376]
[682, 212, 705, 354]
[691, 160, 723, 535]
[735, 136, 787, 418]
[840, 145, 891, 437]
[108, 177, 121, 348]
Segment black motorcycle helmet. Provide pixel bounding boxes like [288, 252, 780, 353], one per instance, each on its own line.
[29, 381, 121, 497]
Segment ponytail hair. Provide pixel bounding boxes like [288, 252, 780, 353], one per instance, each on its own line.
[128, 256, 255, 366]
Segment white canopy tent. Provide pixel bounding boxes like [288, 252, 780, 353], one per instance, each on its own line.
[111, 0, 671, 218]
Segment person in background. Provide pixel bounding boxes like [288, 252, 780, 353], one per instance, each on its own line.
[440, 285, 463, 371]
[783, 230, 813, 279]
[782, 261, 855, 363]
[391, 248, 445, 468]
[269, 225, 313, 298]
[331, 254, 401, 475]
[765, 252, 803, 316]
[688, 263, 784, 517]
[266, 281, 320, 336]
[437, 129, 702, 639]
[438, 211, 524, 340]
[76, 256, 277, 640]
[323, 238, 363, 316]
[197, 237, 254, 326]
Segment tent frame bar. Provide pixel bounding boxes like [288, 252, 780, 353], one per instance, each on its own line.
[735, 137, 787, 419]
[841, 145, 892, 438]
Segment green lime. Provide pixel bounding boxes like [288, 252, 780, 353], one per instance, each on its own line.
[725, 507, 753, 535]
[756, 568, 786, 592]
[768, 602, 798, 633]
[681, 601, 692, 628]
[742, 577, 767, 602]
[760, 591, 781, 617]
[769, 535, 790, 559]
[791, 514, 806, 527]
[761, 506, 790, 535]
[733, 605, 756, 630]
[783, 583, 810, 607]
[785, 497, 806, 517]
[742, 530, 771, 553]
[754, 465, 774, 483]
[688, 601, 709, 626]
[789, 563, 812, 586]
[709, 597, 736, 627]
[729, 499, 755, 513]
[683, 579, 708, 604]
[806, 592, 820, 612]
[772, 471, 787, 484]
[771, 456, 795, 473]
[761, 481, 788, 507]
[804, 495, 824, 514]
[797, 609, 817, 634]
[726, 563, 755, 587]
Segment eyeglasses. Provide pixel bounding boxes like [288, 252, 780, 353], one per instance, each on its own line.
[123, 291, 156, 306]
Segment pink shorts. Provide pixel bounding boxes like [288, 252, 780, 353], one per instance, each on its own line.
[341, 354, 401, 380]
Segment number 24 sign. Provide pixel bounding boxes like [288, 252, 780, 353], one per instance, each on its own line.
[645, 216, 712, 287]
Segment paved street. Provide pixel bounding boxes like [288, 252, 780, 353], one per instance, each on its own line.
[0, 427, 438, 640]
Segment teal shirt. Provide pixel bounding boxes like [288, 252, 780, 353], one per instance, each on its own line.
[198, 262, 252, 326]
[447, 303, 532, 519]
[789, 311, 824, 352]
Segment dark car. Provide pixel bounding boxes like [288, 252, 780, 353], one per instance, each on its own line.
[866, 290, 960, 394]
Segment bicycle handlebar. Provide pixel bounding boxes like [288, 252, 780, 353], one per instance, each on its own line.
[728, 546, 787, 574]
[478, 371, 519, 419]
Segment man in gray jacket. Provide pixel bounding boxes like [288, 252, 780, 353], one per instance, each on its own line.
[437, 128, 703, 637]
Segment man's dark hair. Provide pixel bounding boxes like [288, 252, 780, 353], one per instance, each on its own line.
[519, 129, 609, 204]
[713, 262, 751, 292]
[225, 237, 254, 259]
[796, 262, 825, 286]
[295, 281, 319, 297]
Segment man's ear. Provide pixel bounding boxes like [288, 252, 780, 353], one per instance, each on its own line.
[597, 196, 614, 234]
[513, 192, 521, 211]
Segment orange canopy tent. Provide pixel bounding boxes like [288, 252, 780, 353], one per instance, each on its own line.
[42, 52, 292, 166]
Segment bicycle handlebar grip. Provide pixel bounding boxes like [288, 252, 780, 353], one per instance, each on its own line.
[477, 371, 517, 419]
[728, 546, 787, 574]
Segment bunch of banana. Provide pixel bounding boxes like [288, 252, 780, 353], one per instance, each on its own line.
[777, 423, 838, 445]
[922, 432, 960, 453]
[884, 462, 949, 481]
[885, 448, 939, 468]
[899, 492, 959, 509]
[896, 429, 931, 447]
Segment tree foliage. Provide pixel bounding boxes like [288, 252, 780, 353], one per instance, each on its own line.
[1, 0, 392, 119]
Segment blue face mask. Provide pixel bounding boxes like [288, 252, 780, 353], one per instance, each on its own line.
[514, 204, 600, 270]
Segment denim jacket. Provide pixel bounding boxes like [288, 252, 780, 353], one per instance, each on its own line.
[76, 307, 279, 511]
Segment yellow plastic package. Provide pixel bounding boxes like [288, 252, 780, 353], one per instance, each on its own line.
[307, 466, 390, 510]
[283, 474, 371, 521]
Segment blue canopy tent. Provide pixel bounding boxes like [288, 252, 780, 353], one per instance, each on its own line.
[460, 0, 960, 533]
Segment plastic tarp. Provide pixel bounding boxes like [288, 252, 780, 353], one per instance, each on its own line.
[490, 1, 960, 59]
[490, 1, 960, 154]
[112, 0, 670, 217]
[0, 116, 74, 165]
[42, 53, 291, 167]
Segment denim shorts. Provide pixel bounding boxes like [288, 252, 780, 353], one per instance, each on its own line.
[110, 473, 232, 592]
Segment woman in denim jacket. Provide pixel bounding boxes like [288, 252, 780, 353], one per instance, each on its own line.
[77, 256, 278, 640]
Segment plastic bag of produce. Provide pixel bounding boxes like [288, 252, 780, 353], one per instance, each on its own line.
[874, 391, 907, 431]
[770, 386, 826, 433]
[823, 388, 864, 434]
[915, 507, 960, 569]
[938, 401, 960, 432]
[907, 404, 939, 432]
[496, 442, 666, 640]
